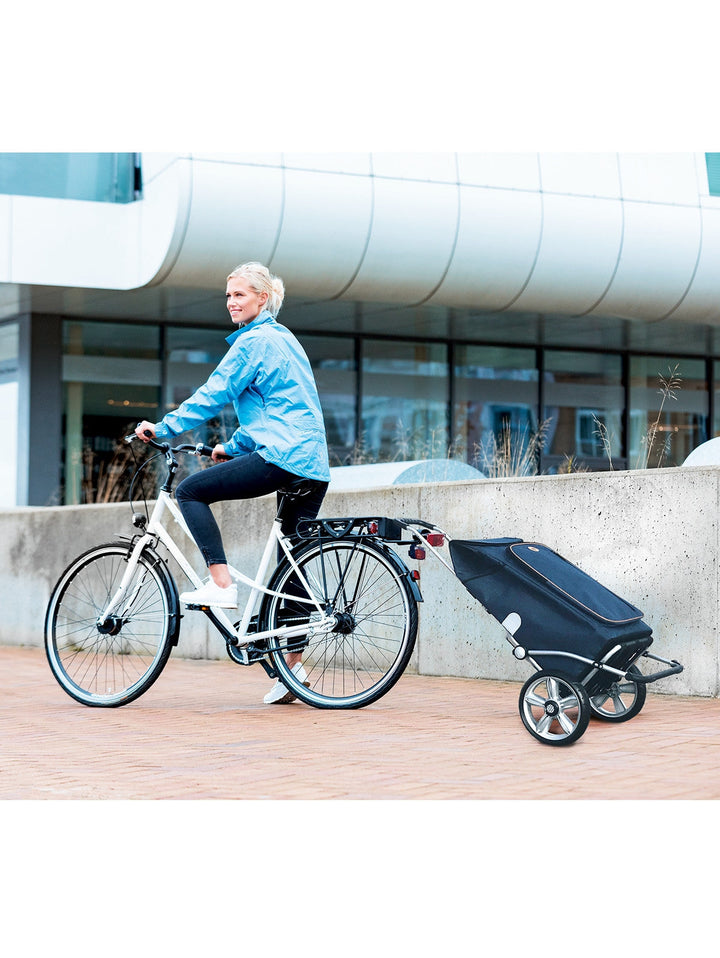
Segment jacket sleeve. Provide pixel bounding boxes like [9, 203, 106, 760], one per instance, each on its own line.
[155, 341, 257, 439]
[222, 428, 255, 458]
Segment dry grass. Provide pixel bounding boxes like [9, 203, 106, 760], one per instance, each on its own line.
[636, 365, 683, 469]
[474, 419, 551, 478]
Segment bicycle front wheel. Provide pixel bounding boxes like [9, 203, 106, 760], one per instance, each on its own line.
[262, 538, 418, 709]
[44, 543, 179, 707]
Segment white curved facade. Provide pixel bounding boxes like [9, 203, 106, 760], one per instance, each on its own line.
[3, 152, 720, 324]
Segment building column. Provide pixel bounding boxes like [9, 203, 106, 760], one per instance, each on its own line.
[16, 314, 63, 506]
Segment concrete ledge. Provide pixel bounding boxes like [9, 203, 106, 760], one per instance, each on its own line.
[2, 466, 717, 697]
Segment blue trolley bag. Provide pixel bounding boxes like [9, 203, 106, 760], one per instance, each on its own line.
[449, 538, 653, 687]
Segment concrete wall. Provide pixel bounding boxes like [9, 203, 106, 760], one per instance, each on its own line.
[1, 466, 717, 697]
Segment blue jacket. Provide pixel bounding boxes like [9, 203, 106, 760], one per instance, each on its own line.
[154, 311, 331, 481]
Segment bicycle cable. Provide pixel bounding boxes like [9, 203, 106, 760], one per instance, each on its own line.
[127, 442, 164, 524]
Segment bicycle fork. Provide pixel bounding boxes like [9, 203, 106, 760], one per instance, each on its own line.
[96, 534, 155, 627]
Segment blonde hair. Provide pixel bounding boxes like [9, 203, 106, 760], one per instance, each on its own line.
[227, 262, 285, 318]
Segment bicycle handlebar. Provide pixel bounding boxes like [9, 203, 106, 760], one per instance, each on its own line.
[124, 430, 216, 458]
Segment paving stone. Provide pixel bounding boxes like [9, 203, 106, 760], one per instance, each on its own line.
[3, 646, 720, 800]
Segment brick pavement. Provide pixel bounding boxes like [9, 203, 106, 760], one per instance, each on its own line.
[2, 644, 720, 800]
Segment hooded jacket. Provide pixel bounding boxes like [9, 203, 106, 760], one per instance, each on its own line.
[154, 310, 331, 481]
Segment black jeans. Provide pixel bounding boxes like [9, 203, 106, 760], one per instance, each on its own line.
[176, 452, 328, 567]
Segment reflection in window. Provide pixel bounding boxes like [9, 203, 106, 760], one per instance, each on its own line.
[164, 326, 236, 450]
[629, 357, 707, 468]
[62, 321, 160, 504]
[362, 340, 448, 462]
[300, 336, 357, 466]
[454, 345, 539, 472]
[543, 350, 623, 471]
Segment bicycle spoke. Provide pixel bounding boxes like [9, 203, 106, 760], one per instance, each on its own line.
[265, 539, 417, 708]
[46, 545, 175, 706]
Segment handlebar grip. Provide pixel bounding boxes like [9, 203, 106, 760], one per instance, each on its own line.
[126, 426, 157, 443]
[196, 444, 216, 457]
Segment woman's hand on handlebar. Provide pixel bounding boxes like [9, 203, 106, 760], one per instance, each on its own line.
[134, 421, 157, 442]
[211, 443, 231, 463]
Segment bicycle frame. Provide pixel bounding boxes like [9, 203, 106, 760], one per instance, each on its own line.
[98, 488, 336, 653]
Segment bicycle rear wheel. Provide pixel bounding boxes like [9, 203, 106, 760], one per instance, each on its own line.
[262, 538, 418, 708]
[44, 543, 179, 707]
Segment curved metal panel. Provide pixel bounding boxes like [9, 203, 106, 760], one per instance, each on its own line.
[668, 204, 720, 322]
[539, 152, 621, 198]
[340, 177, 459, 304]
[141, 156, 194, 287]
[371, 152, 458, 182]
[190, 152, 283, 166]
[618, 152, 700, 205]
[456, 153, 541, 190]
[268, 168, 373, 298]
[511, 194, 624, 314]
[587, 202, 702, 319]
[162, 159, 284, 287]
[282, 153, 371, 175]
[425, 185, 542, 309]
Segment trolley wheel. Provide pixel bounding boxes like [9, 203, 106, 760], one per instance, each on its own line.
[588, 664, 647, 722]
[519, 671, 590, 746]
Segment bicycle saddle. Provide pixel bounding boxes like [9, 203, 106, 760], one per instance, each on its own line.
[278, 477, 326, 498]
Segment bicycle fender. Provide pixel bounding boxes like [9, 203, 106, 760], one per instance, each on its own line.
[117, 540, 183, 647]
[378, 543, 424, 602]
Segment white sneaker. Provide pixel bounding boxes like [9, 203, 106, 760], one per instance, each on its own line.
[264, 663, 310, 705]
[179, 581, 237, 608]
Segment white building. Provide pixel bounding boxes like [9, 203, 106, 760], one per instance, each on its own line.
[2, 151, 720, 506]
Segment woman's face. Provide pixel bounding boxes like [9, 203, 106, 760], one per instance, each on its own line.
[226, 276, 268, 326]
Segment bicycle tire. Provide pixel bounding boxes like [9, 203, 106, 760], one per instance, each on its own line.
[44, 542, 179, 707]
[261, 537, 418, 709]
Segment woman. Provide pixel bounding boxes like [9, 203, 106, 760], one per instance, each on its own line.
[135, 262, 330, 704]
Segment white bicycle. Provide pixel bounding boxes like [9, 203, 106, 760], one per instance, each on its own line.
[44, 436, 422, 710]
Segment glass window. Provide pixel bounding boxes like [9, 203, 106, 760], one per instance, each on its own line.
[361, 340, 448, 462]
[629, 356, 707, 468]
[62, 321, 161, 504]
[543, 350, 623, 471]
[164, 326, 235, 449]
[300, 336, 357, 467]
[706, 154, 720, 196]
[0, 153, 138, 203]
[453, 345, 539, 474]
[0, 322, 19, 506]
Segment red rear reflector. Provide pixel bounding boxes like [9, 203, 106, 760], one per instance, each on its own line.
[409, 545, 426, 560]
[411, 570, 420, 580]
[426, 533, 445, 547]
[368, 521, 378, 534]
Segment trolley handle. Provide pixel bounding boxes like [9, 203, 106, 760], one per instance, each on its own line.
[633, 653, 684, 685]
